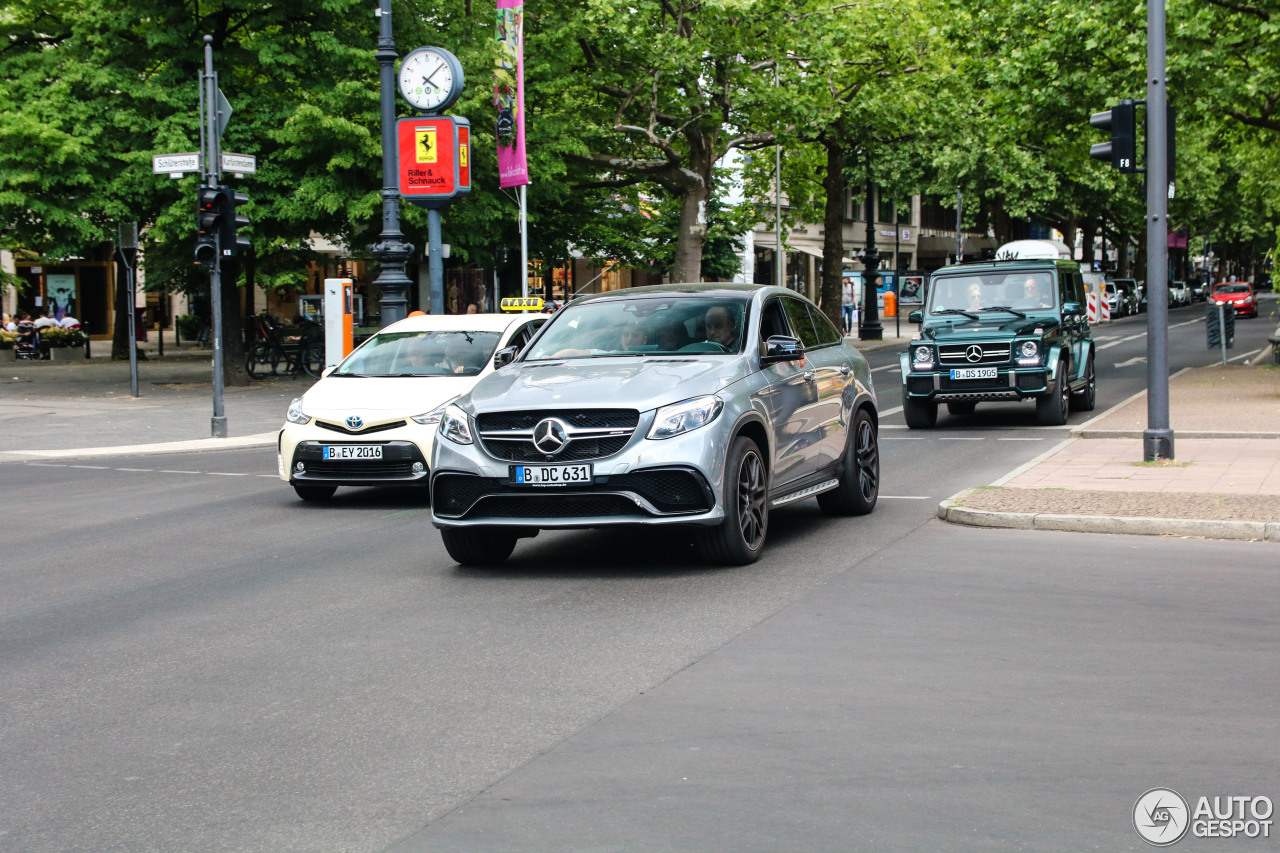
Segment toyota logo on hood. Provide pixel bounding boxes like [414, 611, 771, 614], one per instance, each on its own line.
[346, 415, 364, 430]
[532, 418, 569, 455]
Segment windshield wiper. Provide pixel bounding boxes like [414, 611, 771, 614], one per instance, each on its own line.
[979, 305, 1027, 318]
[930, 308, 980, 321]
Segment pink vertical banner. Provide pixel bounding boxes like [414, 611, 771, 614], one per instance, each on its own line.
[495, 0, 528, 188]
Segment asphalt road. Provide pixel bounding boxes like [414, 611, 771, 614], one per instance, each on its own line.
[2, 301, 1277, 852]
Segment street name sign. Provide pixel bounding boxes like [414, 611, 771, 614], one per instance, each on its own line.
[221, 153, 257, 175]
[153, 152, 201, 178]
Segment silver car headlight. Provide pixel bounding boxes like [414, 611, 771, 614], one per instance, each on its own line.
[412, 396, 458, 426]
[912, 345, 932, 365]
[286, 397, 310, 425]
[438, 403, 474, 445]
[648, 395, 724, 440]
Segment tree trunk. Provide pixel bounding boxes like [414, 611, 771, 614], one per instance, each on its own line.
[819, 139, 846, 330]
[670, 131, 714, 282]
[1080, 217, 1097, 266]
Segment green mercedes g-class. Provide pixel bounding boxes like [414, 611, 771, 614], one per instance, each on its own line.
[899, 259, 1096, 428]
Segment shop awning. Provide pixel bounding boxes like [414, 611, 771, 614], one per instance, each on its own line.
[789, 245, 858, 265]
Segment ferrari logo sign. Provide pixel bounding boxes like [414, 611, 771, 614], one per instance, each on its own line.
[416, 128, 438, 164]
[397, 116, 471, 210]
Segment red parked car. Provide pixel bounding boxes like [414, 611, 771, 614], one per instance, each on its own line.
[1211, 281, 1259, 318]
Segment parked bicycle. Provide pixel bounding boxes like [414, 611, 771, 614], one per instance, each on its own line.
[246, 316, 324, 379]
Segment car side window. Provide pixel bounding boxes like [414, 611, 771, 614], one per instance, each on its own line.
[806, 304, 843, 346]
[759, 299, 790, 342]
[781, 297, 820, 349]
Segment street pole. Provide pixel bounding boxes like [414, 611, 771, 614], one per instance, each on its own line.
[203, 36, 226, 438]
[955, 186, 963, 263]
[370, 0, 414, 324]
[117, 221, 139, 398]
[428, 209, 444, 313]
[1144, 0, 1174, 461]
[857, 175, 882, 340]
[774, 65, 783, 289]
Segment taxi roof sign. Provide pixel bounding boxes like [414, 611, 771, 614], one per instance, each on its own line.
[501, 296, 544, 311]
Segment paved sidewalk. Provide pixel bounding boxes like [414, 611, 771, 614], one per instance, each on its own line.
[941, 361, 1280, 542]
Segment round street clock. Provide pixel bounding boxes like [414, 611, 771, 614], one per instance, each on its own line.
[398, 46, 464, 113]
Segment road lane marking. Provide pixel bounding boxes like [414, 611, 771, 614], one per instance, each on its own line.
[939, 436, 985, 440]
[997, 437, 1045, 441]
[879, 495, 932, 500]
[207, 472, 249, 476]
[68, 465, 108, 469]
[116, 468, 154, 472]
[870, 363, 898, 373]
[159, 470, 202, 474]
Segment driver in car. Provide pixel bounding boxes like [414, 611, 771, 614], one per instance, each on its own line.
[704, 305, 740, 351]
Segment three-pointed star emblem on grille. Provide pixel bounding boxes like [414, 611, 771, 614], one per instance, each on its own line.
[965, 345, 984, 363]
[532, 418, 569, 455]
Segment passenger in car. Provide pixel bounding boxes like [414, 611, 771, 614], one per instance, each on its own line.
[1013, 275, 1051, 309]
[620, 322, 650, 351]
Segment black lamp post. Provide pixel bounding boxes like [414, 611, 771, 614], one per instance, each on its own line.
[857, 176, 883, 340]
[370, 0, 415, 326]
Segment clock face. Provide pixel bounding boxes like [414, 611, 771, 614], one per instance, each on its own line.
[399, 47, 461, 112]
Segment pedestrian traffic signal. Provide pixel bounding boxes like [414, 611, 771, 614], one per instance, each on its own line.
[221, 187, 251, 257]
[1089, 100, 1137, 173]
[195, 184, 227, 266]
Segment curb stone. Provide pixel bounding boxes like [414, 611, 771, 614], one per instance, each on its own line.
[939, 489, 1280, 543]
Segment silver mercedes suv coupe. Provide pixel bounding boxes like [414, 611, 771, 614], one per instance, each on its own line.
[429, 283, 880, 566]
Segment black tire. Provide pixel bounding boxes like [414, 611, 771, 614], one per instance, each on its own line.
[946, 401, 976, 417]
[1070, 354, 1096, 412]
[1036, 359, 1071, 426]
[903, 389, 938, 429]
[293, 484, 336, 501]
[694, 435, 768, 565]
[817, 408, 879, 517]
[246, 342, 278, 378]
[300, 341, 325, 379]
[441, 527, 517, 566]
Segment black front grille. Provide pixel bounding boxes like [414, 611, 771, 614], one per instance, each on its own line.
[482, 435, 631, 462]
[939, 344, 1011, 365]
[476, 494, 639, 518]
[306, 461, 416, 478]
[316, 419, 407, 435]
[941, 375, 1004, 390]
[477, 409, 639, 431]
[432, 467, 712, 519]
[609, 469, 712, 513]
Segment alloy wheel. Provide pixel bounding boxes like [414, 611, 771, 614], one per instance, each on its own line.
[737, 450, 767, 550]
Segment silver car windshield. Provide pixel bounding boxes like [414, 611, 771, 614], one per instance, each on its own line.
[928, 271, 1056, 315]
[524, 296, 749, 359]
[333, 330, 501, 377]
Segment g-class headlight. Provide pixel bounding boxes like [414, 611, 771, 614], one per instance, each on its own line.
[912, 345, 933, 366]
[648, 395, 724, 440]
[1018, 341, 1039, 358]
[438, 404, 474, 445]
[286, 397, 311, 425]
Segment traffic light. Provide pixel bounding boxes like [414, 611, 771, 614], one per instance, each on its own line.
[221, 187, 251, 256]
[194, 184, 226, 266]
[1089, 99, 1137, 172]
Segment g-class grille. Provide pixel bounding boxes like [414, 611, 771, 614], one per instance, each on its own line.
[938, 344, 1011, 365]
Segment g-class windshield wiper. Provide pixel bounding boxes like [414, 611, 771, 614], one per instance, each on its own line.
[930, 308, 980, 320]
[979, 305, 1027, 318]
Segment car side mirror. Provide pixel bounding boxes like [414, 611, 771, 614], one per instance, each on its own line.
[1062, 301, 1082, 316]
[493, 345, 518, 369]
[762, 335, 804, 363]
[321, 365, 336, 378]
[908, 310, 922, 324]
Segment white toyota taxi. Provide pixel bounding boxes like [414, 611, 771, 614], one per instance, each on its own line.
[278, 310, 547, 501]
